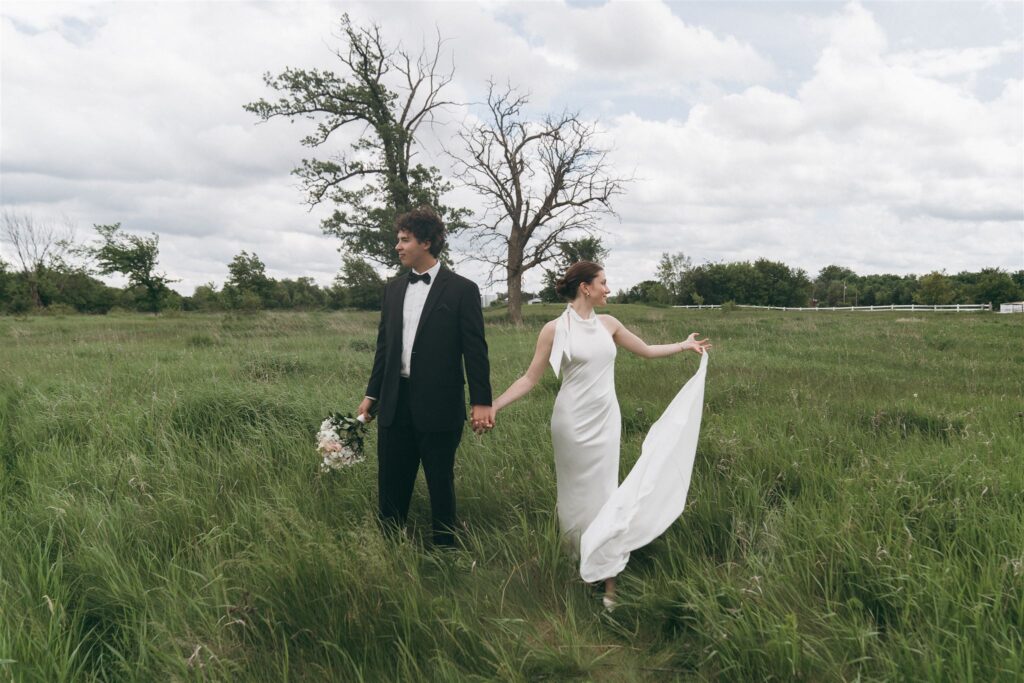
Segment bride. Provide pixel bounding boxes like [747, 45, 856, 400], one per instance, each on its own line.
[488, 261, 710, 606]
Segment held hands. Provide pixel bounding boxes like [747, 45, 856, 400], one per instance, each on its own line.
[680, 333, 712, 355]
[471, 405, 495, 435]
[357, 398, 495, 433]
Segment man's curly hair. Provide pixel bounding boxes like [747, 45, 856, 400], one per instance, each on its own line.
[395, 206, 445, 258]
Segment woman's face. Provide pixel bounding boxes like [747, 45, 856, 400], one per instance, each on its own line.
[582, 270, 610, 305]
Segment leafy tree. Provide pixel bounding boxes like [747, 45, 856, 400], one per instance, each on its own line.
[0, 259, 12, 312]
[678, 261, 788, 306]
[824, 280, 846, 307]
[184, 282, 223, 312]
[686, 263, 742, 305]
[816, 265, 857, 283]
[750, 259, 812, 307]
[914, 271, 957, 305]
[892, 275, 918, 305]
[655, 252, 693, 304]
[965, 268, 1021, 306]
[856, 273, 917, 306]
[618, 280, 671, 305]
[245, 14, 468, 270]
[813, 264, 858, 306]
[224, 251, 274, 309]
[230, 290, 263, 313]
[1, 252, 111, 313]
[48, 267, 119, 313]
[273, 277, 326, 310]
[452, 82, 627, 324]
[83, 223, 174, 313]
[553, 237, 610, 269]
[161, 288, 184, 312]
[539, 237, 610, 302]
[336, 256, 384, 310]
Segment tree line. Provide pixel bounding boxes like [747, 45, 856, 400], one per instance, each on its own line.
[0, 212, 386, 314]
[3, 212, 1020, 316]
[614, 254, 1024, 308]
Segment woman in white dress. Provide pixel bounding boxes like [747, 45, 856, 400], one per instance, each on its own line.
[489, 261, 710, 605]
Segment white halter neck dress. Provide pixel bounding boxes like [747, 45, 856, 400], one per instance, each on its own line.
[548, 305, 709, 583]
[549, 305, 621, 548]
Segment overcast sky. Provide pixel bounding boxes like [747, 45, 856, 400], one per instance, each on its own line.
[2, 0, 1022, 295]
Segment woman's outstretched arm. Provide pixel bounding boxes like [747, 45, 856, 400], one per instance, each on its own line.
[492, 320, 557, 413]
[602, 315, 711, 359]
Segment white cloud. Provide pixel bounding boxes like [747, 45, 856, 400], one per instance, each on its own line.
[889, 40, 1022, 79]
[517, 0, 775, 88]
[1, 1, 1021, 297]
[593, 2, 1022, 283]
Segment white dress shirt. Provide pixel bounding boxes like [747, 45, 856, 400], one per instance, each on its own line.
[401, 260, 441, 378]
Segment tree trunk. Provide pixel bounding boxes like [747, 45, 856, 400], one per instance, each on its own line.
[28, 278, 42, 308]
[506, 239, 525, 325]
[28, 267, 42, 308]
[507, 265, 523, 326]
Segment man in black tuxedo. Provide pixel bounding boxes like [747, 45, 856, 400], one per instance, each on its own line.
[357, 207, 493, 547]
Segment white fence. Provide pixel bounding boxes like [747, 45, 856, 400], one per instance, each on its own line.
[672, 303, 993, 312]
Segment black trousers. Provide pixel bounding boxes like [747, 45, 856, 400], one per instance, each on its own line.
[377, 378, 464, 547]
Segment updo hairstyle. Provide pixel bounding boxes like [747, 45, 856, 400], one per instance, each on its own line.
[555, 261, 604, 300]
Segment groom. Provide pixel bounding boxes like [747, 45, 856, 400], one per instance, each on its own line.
[357, 206, 493, 548]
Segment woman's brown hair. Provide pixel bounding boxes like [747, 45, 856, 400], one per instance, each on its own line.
[555, 261, 604, 300]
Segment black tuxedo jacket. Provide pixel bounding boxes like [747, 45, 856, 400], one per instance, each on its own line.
[366, 266, 492, 431]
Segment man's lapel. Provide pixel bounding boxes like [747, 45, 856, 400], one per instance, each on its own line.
[415, 266, 452, 341]
[391, 275, 409, 346]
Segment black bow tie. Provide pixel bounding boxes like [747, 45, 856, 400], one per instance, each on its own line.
[408, 271, 432, 285]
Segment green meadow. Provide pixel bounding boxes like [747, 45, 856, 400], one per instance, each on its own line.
[0, 306, 1021, 681]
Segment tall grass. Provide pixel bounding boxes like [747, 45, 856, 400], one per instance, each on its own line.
[0, 307, 1021, 681]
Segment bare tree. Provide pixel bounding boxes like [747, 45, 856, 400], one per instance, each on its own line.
[0, 210, 74, 307]
[245, 14, 469, 270]
[451, 83, 627, 324]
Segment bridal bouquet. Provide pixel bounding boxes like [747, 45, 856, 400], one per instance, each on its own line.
[316, 413, 368, 472]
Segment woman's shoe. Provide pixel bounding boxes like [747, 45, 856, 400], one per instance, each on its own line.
[602, 595, 616, 611]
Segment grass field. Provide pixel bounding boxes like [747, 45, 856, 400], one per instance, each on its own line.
[1, 306, 1022, 681]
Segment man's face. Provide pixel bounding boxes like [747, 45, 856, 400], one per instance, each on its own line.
[395, 230, 431, 269]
